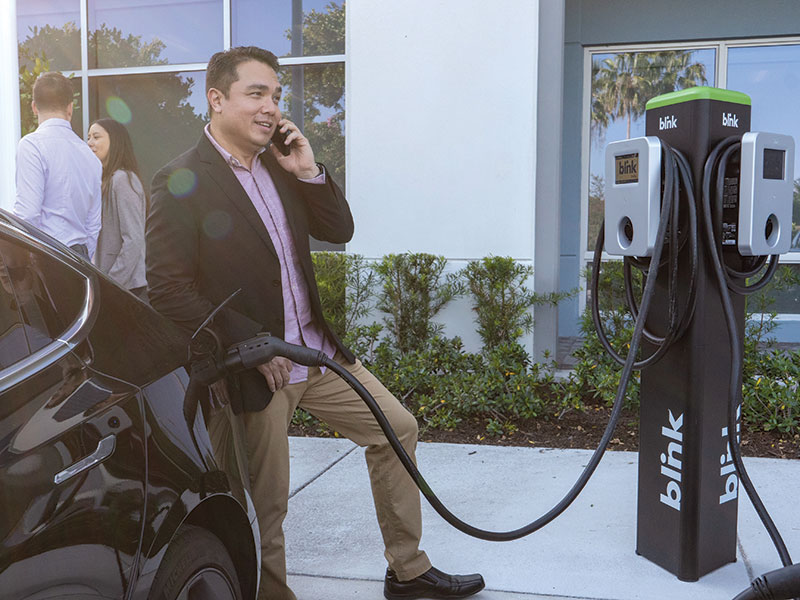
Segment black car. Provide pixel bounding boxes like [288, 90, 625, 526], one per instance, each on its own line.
[0, 210, 259, 599]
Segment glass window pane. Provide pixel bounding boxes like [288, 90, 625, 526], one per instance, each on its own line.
[17, 0, 81, 72]
[765, 265, 800, 314]
[233, 0, 345, 58]
[88, 71, 208, 185]
[278, 62, 345, 191]
[727, 44, 800, 256]
[88, 0, 223, 68]
[587, 49, 716, 251]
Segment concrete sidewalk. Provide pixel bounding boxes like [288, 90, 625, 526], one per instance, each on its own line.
[283, 437, 800, 600]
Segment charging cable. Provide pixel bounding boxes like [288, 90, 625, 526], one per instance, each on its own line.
[190, 140, 681, 542]
[591, 141, 698, 370]
[699, 137, 797, 600]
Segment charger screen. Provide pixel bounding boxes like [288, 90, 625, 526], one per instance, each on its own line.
[615, 153, 639, 184]
[763, 148, 785, 180]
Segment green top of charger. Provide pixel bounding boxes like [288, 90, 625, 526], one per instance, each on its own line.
[646, 86, 751, 109]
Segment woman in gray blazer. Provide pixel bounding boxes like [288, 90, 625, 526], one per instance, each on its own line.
[87, 118, 147, 298]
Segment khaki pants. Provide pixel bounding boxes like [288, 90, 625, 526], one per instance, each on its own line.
[245, 354, 431, 600]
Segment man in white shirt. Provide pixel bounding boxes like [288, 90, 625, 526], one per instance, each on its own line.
[14, 71, 102, 259]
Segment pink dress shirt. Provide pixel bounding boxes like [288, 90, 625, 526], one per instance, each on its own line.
[205, 125, 336, 383]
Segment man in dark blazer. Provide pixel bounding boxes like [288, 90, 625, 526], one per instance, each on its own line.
[146, 47, 484, 600]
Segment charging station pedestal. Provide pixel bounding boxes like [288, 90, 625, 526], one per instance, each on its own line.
[636, 88, 751, 581]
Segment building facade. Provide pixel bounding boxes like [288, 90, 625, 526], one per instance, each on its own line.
[3, 0, 800, 358]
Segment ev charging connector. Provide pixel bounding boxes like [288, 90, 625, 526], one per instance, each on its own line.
[738, 132, 795, 256]
[604, 137, 662, 256]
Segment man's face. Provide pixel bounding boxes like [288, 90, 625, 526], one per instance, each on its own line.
[210, 60, 282, 154]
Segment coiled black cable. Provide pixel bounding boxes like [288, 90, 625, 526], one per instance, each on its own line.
[701, 135, 792, 568]
[318, 146, 680, 540]
[591, 141, 696, 369]
[623, 147, 700, 349]
[710, 139, 780, 295]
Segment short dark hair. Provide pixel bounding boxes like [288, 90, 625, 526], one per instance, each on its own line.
[206, 46, 279, 101]
[32, 71, 74, 112]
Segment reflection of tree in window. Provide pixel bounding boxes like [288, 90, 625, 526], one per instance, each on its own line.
[18, 25, 83, 136]
[587, 51, 708, 251]
[0, 242, 83, 354]
[0, 254, 32, 368]
[91, 72, 207, 184]
[17, 22, 206, 182]
[279, 3, 345, 190]
[592, 51, 708, 140]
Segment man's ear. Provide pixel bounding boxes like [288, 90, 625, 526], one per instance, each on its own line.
[31, 100, 38, 116]
[207, 88, 224, 114]
[65, 101, 74, 121]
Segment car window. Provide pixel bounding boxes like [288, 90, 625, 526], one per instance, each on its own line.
[0, 236, 85, 367]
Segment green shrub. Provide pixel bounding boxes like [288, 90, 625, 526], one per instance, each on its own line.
[462, 256, 577, 352]
[311, 251, 382, 356]
[742, 266, 800, 433]
[374, 253, 462, 354]
[565, 261, 640, 410]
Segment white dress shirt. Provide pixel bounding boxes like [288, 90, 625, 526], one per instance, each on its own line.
[14, 118, 103, 258]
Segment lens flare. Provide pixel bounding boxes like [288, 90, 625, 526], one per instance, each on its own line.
[167, 168, 197, 198]
[105, 96, 132, 124]
[203, 210, 233, 240]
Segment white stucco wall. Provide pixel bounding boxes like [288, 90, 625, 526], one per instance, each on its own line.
[347, 0, 540, 351]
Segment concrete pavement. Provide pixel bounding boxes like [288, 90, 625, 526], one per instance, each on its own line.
[283, 437, 800, 600]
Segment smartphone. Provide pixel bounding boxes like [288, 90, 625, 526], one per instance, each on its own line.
[271, 127, 291, 156]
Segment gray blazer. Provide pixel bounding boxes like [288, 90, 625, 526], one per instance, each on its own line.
[95, 169, 147, 290]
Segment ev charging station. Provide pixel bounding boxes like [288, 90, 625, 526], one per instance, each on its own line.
[604, 87, 795, 582]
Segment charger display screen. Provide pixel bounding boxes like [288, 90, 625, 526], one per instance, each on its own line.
[615, 153, 639, 184]
[763, 148, 785, 180]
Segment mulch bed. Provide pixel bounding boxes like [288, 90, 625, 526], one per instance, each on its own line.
[289, 395, 800, 459]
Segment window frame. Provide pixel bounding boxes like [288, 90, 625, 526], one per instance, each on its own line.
[47, 0, 345, 141]
[0, 223, 97, 393]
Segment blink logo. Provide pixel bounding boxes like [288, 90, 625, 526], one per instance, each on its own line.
[722, 112, 740, 128]
[719, 405, 741, 505]
[659, 410, 683, 511]
[659, 115, 677, 131]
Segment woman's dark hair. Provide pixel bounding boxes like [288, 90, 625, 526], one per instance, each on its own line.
[92, 118, 149, 209]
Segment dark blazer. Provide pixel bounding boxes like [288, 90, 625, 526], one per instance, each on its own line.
[146, 133, 355, 413]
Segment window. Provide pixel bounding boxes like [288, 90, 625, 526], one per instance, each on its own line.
[232, 0, 344, 58]
[726, 43, 800, 256]
[587, 47, 716, 252]
[583, 38, 800, 323]
[88, 0, 223, 68]
[16, 0, 347, 192]
[17, 0, 82, 72]
[0, 236, 85, 367]
[89, 71, 208, 185]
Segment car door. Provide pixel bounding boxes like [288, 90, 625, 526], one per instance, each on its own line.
[0, 232, 146, 599]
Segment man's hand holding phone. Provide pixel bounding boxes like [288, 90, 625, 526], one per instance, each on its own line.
[270, 118, 320, 179]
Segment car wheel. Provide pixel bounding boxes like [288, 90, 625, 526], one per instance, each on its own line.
[148, 524, 243, 600]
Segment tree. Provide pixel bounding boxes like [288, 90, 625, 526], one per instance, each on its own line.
[592, 51, 708, 139]
[279, 2, 346, 189]
[18, 22, 206, 183]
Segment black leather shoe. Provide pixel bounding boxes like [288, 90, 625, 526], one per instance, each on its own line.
[384, 566, 485, 599]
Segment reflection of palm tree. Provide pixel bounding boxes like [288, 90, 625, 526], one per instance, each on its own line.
[592, 51, 708, 139]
